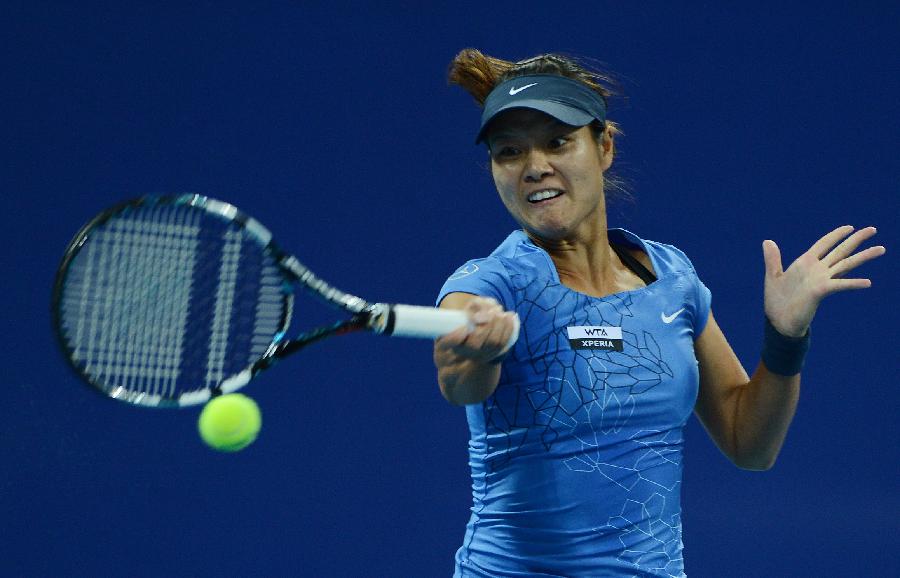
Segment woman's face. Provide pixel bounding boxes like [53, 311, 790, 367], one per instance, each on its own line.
[486, 108, 613, 243]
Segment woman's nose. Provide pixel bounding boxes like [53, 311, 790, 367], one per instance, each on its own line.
[523, 150, 553, 182]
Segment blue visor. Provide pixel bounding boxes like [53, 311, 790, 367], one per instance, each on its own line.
[476, 74, 607, 143]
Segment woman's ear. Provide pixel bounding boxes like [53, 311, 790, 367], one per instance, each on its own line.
[599, 125, 615, 171]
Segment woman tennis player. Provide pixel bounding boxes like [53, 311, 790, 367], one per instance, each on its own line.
[433, 49, 885, 577]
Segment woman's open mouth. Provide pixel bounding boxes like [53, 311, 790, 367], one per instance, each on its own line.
[527, 189, 565, 204]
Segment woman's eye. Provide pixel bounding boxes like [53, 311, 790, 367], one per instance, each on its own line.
[549, 137, 569, 149]
[496, 146, 520, 158]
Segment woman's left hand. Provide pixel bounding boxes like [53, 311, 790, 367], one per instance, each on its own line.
[762, 225, 886, 337]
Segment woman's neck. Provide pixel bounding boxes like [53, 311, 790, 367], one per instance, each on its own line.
[527, 228, 647, 298]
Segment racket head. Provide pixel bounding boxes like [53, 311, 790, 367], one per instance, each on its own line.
[52, 194, 294, 407]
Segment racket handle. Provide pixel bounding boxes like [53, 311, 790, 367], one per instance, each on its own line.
[388, 305, 469, 338]
[386, 304, 520, 353]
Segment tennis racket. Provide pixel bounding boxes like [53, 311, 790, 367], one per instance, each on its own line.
[52, 194, 519, 408]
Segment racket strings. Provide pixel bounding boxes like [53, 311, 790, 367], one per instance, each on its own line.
[205, 228, 243, 389]
[67, 207, 200, 401]
[58, 203, 289, 405]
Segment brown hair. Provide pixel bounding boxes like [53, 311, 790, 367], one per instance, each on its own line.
[447, 49, 629, 199]
[447, 49, 617, 107]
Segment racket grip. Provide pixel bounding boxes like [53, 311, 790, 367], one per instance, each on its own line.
[388, 305, 470, 338]
[386, 304, 520, 353]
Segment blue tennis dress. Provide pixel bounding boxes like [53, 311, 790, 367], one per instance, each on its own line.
[437, 229, 711, 577]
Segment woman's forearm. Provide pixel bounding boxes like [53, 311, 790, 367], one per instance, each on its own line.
[732, 364, 801, 470]
[437, 358, 501, 406]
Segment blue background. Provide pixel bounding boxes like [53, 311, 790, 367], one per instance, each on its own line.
[3, 2, 898, 576]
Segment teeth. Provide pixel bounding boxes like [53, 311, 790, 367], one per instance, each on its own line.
[528, 189, 563, 202]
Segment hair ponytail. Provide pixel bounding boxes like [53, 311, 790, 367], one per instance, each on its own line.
[447, 49, 617, 106]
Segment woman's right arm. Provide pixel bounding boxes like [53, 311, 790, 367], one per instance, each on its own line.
[433, 292, 519, 406]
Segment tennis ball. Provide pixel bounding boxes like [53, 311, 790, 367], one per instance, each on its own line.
[198, 393, 261, 452]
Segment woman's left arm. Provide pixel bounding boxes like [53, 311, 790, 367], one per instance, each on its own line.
[693, 226, 885, 470]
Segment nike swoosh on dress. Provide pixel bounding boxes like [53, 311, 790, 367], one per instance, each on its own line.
[661, 308, 686, 324]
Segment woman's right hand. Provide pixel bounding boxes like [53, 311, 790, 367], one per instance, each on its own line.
[433, 293, 519, 405]
[436, 294, 519, 363]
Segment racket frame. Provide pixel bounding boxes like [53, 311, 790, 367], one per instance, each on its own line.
[52, 194, 472, 408]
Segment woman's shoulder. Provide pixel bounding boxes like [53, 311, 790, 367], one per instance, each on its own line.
[445, 230, 549, 281]
[436, 230, 555, 305]
[608, 228, 700, 277]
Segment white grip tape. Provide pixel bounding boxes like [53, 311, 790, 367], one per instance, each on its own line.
[390, 305, 520, 353]
[390, 305, 470, 338]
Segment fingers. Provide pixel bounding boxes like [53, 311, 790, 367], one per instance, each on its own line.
[830, 243, 886, 277]
[809, 225, 855, 259]
[762, 225, 883, 332]
[466, 296, 504, 325]
[762, 239, 783, 278]
[827, 278, 873, 292]
[462, 310, 518, 354]
[435, 295, 500, 350]
[435, 324, 474, 349]
[435, 296, 519, 363]
[822, 226, 879, 267]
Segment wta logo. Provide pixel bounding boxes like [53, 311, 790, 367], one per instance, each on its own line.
[566, 326, 624, 351]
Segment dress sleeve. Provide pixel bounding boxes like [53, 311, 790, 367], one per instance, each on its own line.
[692, 274, 712, 336]
[436, 257, 515, 311]
[674, 247, 712, 337]
[649, 239, 712, 337]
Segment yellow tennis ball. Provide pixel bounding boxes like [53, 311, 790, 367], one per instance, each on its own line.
[198, 393, 261, 452]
